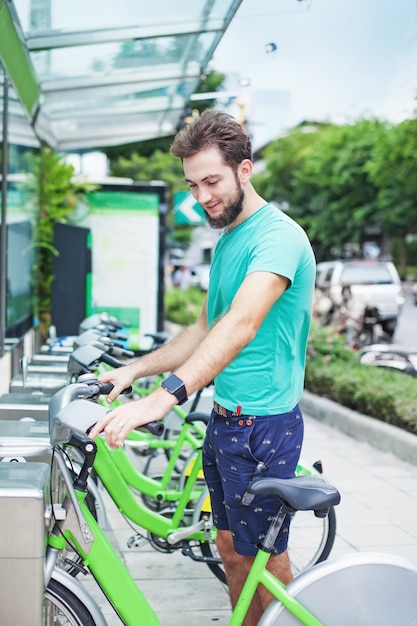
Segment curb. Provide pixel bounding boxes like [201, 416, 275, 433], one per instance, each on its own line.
[300, 390, 417, 467]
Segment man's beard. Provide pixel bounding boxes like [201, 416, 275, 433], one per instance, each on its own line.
[204, 187, 244, 229]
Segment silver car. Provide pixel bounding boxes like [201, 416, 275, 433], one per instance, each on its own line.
[315, 260, 405, 337]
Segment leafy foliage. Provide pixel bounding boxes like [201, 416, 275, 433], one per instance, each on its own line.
[253, 117, 417, 264]
[366, 118, 417, 273]
[164, 287, 206, 326]
[306, 322, 417, 434]
[22, 147, 97, 332]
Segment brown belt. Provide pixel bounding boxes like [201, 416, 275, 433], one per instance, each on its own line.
[213, 401, 256, 426]
[213, 401, 240, 417]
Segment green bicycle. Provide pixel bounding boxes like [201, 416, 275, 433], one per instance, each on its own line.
[54, 375, 224, 582]
[44, 380, 417, 625]
[61, 369, 338, 580]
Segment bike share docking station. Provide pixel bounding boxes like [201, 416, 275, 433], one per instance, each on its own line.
[0, 394, 49, 422]
[0, 420, 67, 625]
[0, 419, 63, 498]
[0, 462, 50, 626]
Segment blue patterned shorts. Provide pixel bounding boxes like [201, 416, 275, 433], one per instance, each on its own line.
[202, 404, 304, 556]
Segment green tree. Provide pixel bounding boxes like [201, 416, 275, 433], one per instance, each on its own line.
[111, 149, 186, 205]
[300, 119, 386, 259]
[366, 117, 417, 274]
[254, 119, 388, 261]
[253, 123, 320, 205]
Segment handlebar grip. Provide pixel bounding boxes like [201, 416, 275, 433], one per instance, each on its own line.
[108, 345, 135, 359]
[97, 382, 115, 395]
[136, 421, 164, 437]
[95, 380, 132, 396]
[101, 352, 124, 369]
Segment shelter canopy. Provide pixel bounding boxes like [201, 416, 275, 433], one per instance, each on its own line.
[0, 0, 241, 150]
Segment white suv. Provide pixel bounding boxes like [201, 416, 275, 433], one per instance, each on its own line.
[315, 259, 405, 337]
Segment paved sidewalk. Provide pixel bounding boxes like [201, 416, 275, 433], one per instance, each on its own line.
[82, 401, 417, 625]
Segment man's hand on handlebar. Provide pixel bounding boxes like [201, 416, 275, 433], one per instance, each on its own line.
[88, 386, 176, 448]
[97, 366, 136, 404]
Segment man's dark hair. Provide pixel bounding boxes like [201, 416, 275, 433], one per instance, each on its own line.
[170, 109, 253, 170]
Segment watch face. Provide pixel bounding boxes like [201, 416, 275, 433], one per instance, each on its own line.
[163, 376, 181, 394]
[162, 374, 187, 404]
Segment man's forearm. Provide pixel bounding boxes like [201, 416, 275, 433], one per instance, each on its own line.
[174, 308, 255, 397]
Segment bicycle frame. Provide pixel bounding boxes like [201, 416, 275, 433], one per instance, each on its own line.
[125, 408, 205, 453]
[230, 549, 323, 626]
[107, 373, 207, 453]
[48, 446, 329, 626]
[92, 437, 210, 542]
[108, 422, 205, 503]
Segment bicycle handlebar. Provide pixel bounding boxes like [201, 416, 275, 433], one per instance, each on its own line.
[101, 352, 126, 370]
[49, 375, 164, 446]
[107, 344, 135, 359]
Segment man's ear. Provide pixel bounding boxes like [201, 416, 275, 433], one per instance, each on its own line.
[238, 158, 253, 184]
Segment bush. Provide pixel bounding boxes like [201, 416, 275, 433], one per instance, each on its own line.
[164, 286, 206, 326]
[306, 322, 417, 434]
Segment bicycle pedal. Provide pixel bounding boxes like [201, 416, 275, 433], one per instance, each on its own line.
[127, 533, 144, 548]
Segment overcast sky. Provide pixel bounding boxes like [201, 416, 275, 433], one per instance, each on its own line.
[210, 0, 417, 146]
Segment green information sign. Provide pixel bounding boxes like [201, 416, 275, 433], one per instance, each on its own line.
[174, 191, 206, 225]
[82, 188, 161, 349]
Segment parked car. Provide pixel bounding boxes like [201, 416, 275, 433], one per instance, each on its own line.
[315, 259, 405, 338]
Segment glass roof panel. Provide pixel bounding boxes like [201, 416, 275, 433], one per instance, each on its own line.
[30, 32, 219, 82]
[15, 0, 238, 32]
[6, 0, 242, 150]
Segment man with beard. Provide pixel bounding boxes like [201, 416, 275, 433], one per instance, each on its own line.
[89, 110, 316, 624]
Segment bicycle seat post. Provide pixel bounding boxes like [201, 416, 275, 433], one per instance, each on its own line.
[259, 504, 290, 553]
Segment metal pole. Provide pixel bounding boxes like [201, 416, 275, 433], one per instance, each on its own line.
[157, 187, 167, 333]
[0, 67, 8, 356]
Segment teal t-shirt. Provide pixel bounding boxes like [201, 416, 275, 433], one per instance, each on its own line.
[207, 203, 316, 415]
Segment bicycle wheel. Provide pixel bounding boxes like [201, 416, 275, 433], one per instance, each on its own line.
[258, 552, 417, 625]
[288, 505, 336, 575]
[290, 459, 337, 573]
[200, 534, 227, 585]
[44, 579, 97, 625]
[191, 488, 227, 585]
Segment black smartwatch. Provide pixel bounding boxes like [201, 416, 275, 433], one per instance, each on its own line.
[161, 374, 188, 405]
